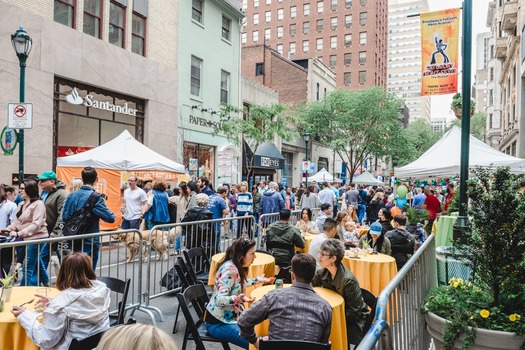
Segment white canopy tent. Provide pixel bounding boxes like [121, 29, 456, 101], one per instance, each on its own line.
[395, 126, 525, 179]
[57, 130, 185, 172]
[353, 171, 383, 185]
[308, 168, 341, 183]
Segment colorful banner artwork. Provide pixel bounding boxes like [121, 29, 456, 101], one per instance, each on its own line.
[420, 8, 460, 96]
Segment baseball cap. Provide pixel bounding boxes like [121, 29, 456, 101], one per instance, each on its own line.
[370, 222, 383, 235]
[37, 171, 57, 181]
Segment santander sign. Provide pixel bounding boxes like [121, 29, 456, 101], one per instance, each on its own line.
[65, 88, 138, 116]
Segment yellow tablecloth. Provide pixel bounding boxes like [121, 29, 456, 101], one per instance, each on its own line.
[296, 234, 317, 254]
[0, 286, 60, 350]
[342, 253, 397, 297]
[248, 284, 347, 350]
[208, 253, 276, 286]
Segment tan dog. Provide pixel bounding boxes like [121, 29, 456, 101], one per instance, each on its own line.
[117, 228, 178, 263]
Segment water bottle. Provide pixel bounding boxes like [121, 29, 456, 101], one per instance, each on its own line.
[275, 279, 283, 289]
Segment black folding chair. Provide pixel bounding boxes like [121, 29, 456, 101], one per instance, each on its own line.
[176, 284, 231, 350]
[259, 337, 331, 350]
[68, 330, 106, 350]
[266, 241, 295, 283]
[360, 288, 378, 334]
[98, 276, 131, 326]
[183, 247, 211, 284]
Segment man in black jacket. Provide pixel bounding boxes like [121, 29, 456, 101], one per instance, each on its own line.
[385, 214, 415, 270]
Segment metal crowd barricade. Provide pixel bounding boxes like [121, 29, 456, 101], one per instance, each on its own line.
[356, 234, 437, 350]
[0, 230, 153, 321]
[257, 208, 320, 248]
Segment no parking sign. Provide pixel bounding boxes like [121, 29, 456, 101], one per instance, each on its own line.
[7, 103, 33, 129]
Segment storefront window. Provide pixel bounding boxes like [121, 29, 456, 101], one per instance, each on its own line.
[184, 142, 215, 181]
[54, 78, 144, 165]
[282, 151, 294, 188]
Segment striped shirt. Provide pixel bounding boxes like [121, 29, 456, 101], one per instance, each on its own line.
[236, 192, 253, 215]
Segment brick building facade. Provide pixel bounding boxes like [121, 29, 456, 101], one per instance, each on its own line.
[241, 0, 388, 89]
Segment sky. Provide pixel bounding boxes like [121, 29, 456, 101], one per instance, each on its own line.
[427, 0, 491, 121]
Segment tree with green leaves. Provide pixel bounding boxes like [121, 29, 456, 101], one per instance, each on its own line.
[445, 112, 486, 141]
[296, 87, 408, 183]
[213, 103, 298, 183]
[394, 119, 440, 167]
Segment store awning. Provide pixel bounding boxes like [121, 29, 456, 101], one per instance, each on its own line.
[243, 141, 285, 170]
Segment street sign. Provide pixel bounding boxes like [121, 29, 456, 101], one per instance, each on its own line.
[0, 126, 17, 155]
[7, 103, 33, 129]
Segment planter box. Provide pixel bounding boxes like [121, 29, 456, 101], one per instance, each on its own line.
[425, 311, 525, 350]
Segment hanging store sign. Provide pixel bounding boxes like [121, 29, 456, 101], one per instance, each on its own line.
[65, 87, 138, 116]
[420, 8, 460, 96]
[1, 126, 17, 155]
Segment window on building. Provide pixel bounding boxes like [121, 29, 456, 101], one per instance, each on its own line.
[344, 53, 351, 65]
[254, 0, 259, 7]
[344, 72, 351, 85]
[277, 26, 283, 38]
[331, 0, 337, 11]
[241, 32, 247, 43]
[277, 8, 284, 20]
[290, 23, 296, 36]
[303, 40, 309, 52]
[359, 32, 367, 45]
[316, 38, 323, 50]
[54, 0, 76, 27]
[317, 1, 323, 13]
[359, 51, 366, 64]
[255, 63, 265, 76]
[83, 0, 102, 38]
[303, 3, 310, 16]
[303, 21, 310, 34]
[220, 70, 230, 104]
[344, 34, 351, 46]
[222, 16, 232, 41]
[316, 83, 320, 100]
[346, 0, 352, 8]
[191, 56, 202, 97]
[192, 0, 203, 23]
[253, 13, 259, 25]
[360, 12, 367, 26]
[330, 55, 336, 67]
[265, 10, 271, 22]
[291, 6, 296, 18]
[489, 113, 493, 128]
[265, 28, 271, 40]
[345, 14, 352, 28]
[109, 1, 126, 48]
[331, 36, 337, 49]
[359, 70, 366, 84]
[290, 42, 296, 54]
[242, 0, 247, 10]
[277, 44, 283, 55]
[317, 19, 324, 31]
[331, 17, 337, 30]
[318, 157, 329, 172]
[131, 13, 146, 56]
[360, 0, 366, 5]
[266, 0, 271, 4]
[253, 30, 259, 42]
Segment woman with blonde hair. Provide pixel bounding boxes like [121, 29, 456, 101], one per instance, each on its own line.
[335, 210, 349, 241]
[69, 178, 83, 193]
[96, 323, 177, 350]
[347, 204, 358, 222]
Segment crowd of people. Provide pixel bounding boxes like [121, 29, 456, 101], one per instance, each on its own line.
[0, 167, 460, 349]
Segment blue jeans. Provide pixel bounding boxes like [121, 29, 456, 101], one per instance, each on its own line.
[73, 237, 100, 270]
[20, 243, 50, 286]
[205, 322, 249, 349]
[357, 204, 366, 224]
[121, 218, 142, 230]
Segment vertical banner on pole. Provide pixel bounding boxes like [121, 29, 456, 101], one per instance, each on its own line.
[420, 8, 460, 96]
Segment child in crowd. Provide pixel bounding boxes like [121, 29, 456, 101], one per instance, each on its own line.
[343, 220, 360, 247]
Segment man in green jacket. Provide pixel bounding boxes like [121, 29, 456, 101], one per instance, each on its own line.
[266, 209, 305, 270]
[37, 171, 68, 269]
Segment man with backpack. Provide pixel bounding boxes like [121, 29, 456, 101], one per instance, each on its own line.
[61, 167, 115, 269]
[385, 214, 416, 270]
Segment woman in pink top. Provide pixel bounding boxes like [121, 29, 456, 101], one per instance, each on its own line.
[4, 178, 49, 286]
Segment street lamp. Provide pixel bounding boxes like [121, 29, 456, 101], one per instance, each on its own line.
[304, 131, 310, 186]
[11, 26, 32, 185]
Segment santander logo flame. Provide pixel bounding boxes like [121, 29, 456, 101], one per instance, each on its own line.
[65, 87, 84, 105]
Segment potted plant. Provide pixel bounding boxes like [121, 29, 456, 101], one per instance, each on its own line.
[0, 268, 18, 302]
[422, 167, 525, 349]
[405, 206, 428, 243]
[450, 92, 475, 120]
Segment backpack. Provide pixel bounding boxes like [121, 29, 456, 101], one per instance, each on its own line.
[61, 192, 100, 236]
[160, 266, 182, 290]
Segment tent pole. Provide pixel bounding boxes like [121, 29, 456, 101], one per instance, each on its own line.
[453, 0, 472, 244]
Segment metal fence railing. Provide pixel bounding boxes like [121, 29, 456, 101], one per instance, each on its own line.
[356, 234, 437, 350]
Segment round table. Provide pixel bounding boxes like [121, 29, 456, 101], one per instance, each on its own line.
[296, 233, 318, 254]
[248, 284, 347, 350]
[0, 286, 60, 350]
[208, 253, 276, 286]
[342, 253, 398, 297]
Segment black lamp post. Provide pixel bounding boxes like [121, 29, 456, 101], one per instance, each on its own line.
[11, 26, 32, 185]
[304, 131, 310, 186]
